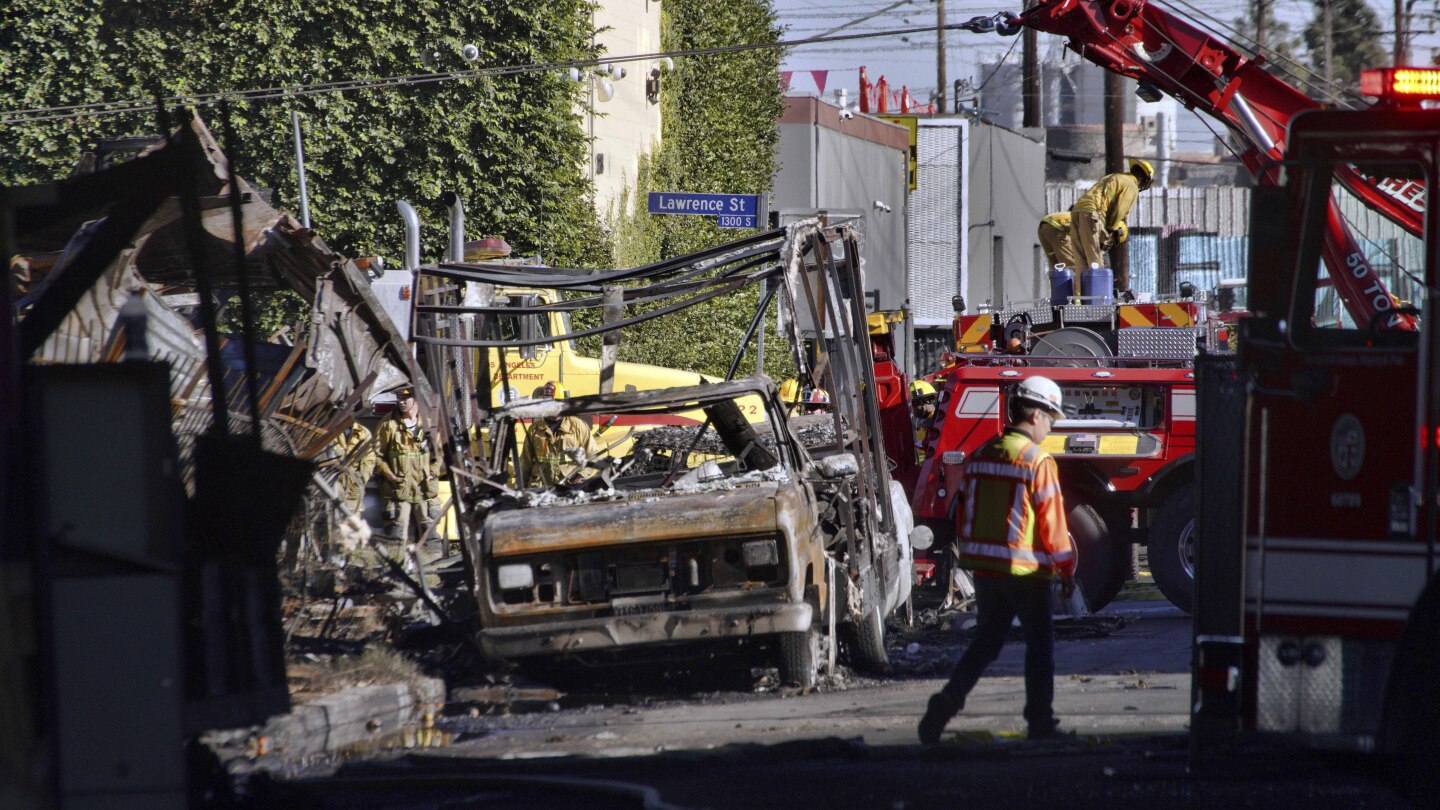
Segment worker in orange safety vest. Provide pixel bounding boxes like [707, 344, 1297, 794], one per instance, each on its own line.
[918, 375, 1076, 744]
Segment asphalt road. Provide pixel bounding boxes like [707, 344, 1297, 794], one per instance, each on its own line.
[272, 601, 1406, 808]
[422, 600, 1192, 759]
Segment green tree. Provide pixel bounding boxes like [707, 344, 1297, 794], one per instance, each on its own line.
[606, 0, 789, 379]
[0, 1, 608, 271]
[1304, 0, 1387, 94]
[1230, 5, 1303, 81]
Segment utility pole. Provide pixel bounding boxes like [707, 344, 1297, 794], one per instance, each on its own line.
[1256, 0, 1267, 53]
[1323, 0, 1334, 84]
[1395, 0, 1409, 65]
[936, 0, 947, 112]
[1104, 70, 1129, 287]
[1022, 0, 1040, 127]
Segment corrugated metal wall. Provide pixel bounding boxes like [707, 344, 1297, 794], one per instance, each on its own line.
[1046, 184, 1251, 298]
[909, 121, 966, 326]
[1044, 182, 1424, 311]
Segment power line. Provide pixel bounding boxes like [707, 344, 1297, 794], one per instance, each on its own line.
[0, 21, 989, 126]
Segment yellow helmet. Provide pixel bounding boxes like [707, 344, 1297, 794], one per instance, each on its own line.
[910, 379, 937, 399]
[778, 378, 802, 404]
[533, 381, 568, 399]
[1129, 159, 1155, 189]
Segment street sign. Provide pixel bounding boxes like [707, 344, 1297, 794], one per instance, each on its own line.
[716, 214, 756, 229]
[648, 192, 758, 229]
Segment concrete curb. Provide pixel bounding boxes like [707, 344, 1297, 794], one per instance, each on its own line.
[204, 677, 446, 764]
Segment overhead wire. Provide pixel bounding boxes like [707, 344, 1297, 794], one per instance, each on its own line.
[0, 20, 982, 126]
[1158, 0, 1364, 106]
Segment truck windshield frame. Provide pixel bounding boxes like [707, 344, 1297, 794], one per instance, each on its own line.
[1288, 151, 1430, 350]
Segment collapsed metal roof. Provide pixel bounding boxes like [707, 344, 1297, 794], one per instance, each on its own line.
[9, 113, 426, 491]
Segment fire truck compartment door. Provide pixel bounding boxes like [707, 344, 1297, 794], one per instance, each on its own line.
[1041, 432, 1158, 458]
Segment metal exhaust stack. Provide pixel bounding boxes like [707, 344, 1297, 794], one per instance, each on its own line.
[441, 191, 464, 263]
[397, 200, 421, 271]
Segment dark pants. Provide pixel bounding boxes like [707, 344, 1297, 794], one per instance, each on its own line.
[940, 575, 1057, 732]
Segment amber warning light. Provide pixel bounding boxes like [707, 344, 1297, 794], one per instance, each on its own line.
[1361, 67, 1440, 104]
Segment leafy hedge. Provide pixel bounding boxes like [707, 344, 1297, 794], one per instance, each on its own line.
[606, 0, 791, 380]
[0, 0, 607, 269]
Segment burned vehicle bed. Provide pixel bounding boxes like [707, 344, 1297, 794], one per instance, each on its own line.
[470, 378, 831, 671]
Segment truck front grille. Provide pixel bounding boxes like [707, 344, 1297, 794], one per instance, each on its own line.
[491, 533, 787, 609]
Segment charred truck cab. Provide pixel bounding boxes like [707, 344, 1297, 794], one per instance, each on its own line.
[1194, 79, 1440, 762]
[472, 380, 840, 684]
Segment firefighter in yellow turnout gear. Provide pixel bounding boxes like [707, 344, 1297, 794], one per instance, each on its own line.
[1037, 212, 1079, 271]
[333, 422, 375, 515]
[375, 387, 443, 545]
[518, 381, 606, 487]
[1069, 159, 1152, 294]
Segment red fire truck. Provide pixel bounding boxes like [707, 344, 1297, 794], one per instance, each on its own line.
[956, 0, 1440, 764]
[910, 0, 1428, 615]
[1192, 81, 1440, 764]
[908, 299, 1207, 613]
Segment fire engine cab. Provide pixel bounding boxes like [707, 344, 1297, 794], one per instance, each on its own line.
[1192, 69, 1440, 763]
[907, 294, 1209, 613]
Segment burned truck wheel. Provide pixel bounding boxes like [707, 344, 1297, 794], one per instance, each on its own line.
[777, 629, 820, 689]
[849, 602, 890, 673]
[1149, 483, 1196, 613]
[842, 567, 892, 673]
[1068, 502, 1124, 613]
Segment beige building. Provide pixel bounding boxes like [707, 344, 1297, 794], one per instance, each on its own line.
[589, 2, 664, 224]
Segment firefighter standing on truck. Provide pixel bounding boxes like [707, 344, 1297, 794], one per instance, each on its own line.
[375, 386, 443, 550]
[1039, 211, 1128, 274]
[1037, 211, 1079, 271]
[1069, 159, 1151, 294]
[918, 375, 1077, 744]
[518, 381, 605, 487]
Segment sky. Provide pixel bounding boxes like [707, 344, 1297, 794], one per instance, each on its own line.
[775, 0, 1440, 132]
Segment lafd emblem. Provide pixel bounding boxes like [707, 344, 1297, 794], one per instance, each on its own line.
[1330, 413, 1365, 481]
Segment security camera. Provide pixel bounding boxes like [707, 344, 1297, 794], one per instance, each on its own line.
[461, 44, 480, 62]
[839, 109, 855, 120]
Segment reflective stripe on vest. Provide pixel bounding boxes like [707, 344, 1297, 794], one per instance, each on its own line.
[957, 431, 1071, 577]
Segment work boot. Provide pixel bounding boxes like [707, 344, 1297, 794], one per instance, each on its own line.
[1027, 719, 1064, 740]
[918, 692, 961, 745]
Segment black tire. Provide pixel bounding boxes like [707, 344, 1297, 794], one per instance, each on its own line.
[1149, 483, 1196, 613]
[843, 568, 892, 673]
[777, 629, 820, 689]
[850, 601, 890, 673]
[1379, 576, 1440, 800]
[1068, 502, 1125, 612]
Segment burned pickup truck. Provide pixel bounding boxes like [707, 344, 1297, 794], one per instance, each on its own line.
[408, 222, 923, 685]
[466, 377, 912, 687]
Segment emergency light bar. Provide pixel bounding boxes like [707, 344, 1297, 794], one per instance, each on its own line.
[1361, 67, 1440, 104]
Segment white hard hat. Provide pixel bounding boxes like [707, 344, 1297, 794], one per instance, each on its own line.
[1012, 376, 1064, 419]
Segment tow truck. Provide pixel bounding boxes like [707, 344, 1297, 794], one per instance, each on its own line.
[1191, 71, 1440, 772]
[906, 0, 1424, 614]
[954, 0, 1438, 770]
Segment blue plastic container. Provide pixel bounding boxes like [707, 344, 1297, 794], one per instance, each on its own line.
[1048, 266, 1074, 307]
[1081, 265, 1114, 305]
